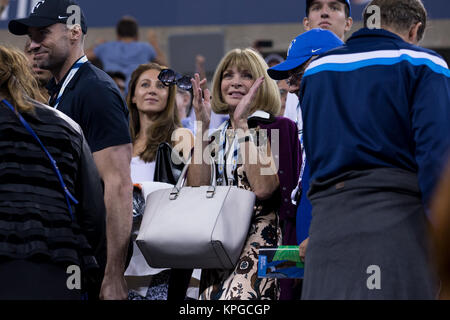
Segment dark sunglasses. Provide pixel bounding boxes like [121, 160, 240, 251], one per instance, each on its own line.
[286, 68, 306, 86]
[158, 69, 192, 91]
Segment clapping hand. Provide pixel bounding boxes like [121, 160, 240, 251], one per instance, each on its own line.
[233, 76, 265, 129]
[191, 73, 211, 127]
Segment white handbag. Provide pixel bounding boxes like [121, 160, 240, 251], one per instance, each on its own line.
[136, 160, 256, 269]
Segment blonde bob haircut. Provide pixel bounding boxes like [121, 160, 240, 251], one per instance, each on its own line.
[211, 48, 281, 116]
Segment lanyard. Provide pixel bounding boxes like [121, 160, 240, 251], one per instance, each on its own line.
[52, 55, 88, 109]
[299, 131, 306, 184]
[296, 102, 307, 183]
[294, 101, 303, 134]
[216, 111, 271, 185]
[2, 99, 78, 221]
[291, 102, 307, 205]
[217, 120, 240, 185]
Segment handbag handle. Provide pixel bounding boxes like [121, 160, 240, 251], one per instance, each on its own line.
[169, 157, 217, 200]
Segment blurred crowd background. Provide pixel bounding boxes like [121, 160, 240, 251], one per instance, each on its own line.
[1, 0, 449, 80]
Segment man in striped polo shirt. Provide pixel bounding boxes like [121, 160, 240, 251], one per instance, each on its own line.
[300, 0, 450, 299]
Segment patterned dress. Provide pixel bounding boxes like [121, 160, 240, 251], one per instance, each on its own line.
[199, 133, 282, 300]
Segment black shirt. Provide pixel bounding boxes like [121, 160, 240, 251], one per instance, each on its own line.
[47, 61, 131, 153]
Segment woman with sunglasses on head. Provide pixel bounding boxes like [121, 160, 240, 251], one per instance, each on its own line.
[0, 46, 106, 300]
[159, 68, 195, 133]
[125, 63, 194, 300]
[187, 48, 300, 300]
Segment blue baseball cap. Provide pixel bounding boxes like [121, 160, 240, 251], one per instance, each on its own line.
[306, 0, 351, 17]
[267, 29, 344, 80]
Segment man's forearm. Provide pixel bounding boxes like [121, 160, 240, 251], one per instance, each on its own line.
[93, 144, 133, 299]
[103, 180, 133, 275]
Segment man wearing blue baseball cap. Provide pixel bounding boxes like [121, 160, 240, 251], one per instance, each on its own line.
[284, 0, 353, 124]
[267, 28, 344, 300]
[270, 6, 352, 299]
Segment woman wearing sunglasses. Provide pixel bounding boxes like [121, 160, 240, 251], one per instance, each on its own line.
[125, 63, 194, 299]
[187, 48, 300, 300]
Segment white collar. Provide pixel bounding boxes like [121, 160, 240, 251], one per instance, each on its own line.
[248, 110, 270, 119]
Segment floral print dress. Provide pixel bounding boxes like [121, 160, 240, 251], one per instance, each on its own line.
[199, 160, 282, 300]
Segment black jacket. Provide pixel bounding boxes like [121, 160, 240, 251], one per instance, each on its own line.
[0, 99, 106, 275]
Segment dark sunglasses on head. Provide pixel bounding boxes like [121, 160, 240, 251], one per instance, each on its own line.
[158, 69, 192, 91]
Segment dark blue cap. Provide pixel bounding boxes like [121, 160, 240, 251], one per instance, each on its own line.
[9, 0, 87, 35]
